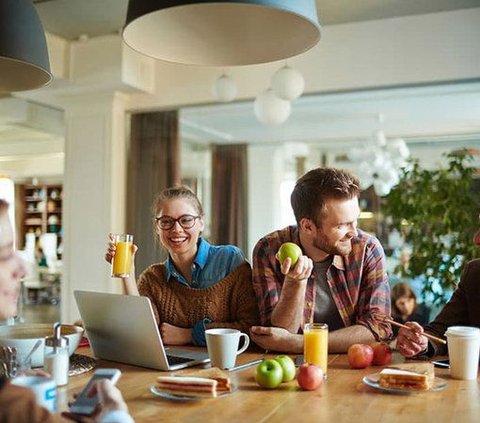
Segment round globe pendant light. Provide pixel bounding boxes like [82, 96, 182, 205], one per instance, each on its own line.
[254, 88, 291, 127]
[123, 0, 321, 66]
[212, 74, 237, 102]
[0, 0, 52, 92]
[271, 65, 305, 101]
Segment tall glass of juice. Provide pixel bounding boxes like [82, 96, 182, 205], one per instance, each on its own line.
[304, 323, 328, 377]
[111, 234, 133, 278]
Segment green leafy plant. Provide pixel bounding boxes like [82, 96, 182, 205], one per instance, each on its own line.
[383, 150, 480, 305]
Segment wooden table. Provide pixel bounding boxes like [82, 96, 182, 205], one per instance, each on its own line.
[62, 347, 480, 423]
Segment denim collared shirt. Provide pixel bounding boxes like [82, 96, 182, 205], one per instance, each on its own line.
[165, 238, 245, 346]
[165, 237, 245, 288]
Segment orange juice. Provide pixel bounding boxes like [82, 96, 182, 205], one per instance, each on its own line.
[304, 323, 328, 376]
[111, 234, 133, 277]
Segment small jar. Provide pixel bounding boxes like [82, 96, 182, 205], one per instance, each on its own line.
[44, 323, 69, 386]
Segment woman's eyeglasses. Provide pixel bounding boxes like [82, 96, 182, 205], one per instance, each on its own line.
[155, 214, 201, 230]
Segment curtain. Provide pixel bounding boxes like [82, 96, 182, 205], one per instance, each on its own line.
[211, 144, 248, 254]
[127, 111, 180, 275]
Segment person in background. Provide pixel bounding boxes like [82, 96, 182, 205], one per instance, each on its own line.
[250, 167, 392, 353]
[390, 282, 430, 336]
[396, 259, 480, 358]
[0, 199, 134, 423]
[105, 186, 259, 347]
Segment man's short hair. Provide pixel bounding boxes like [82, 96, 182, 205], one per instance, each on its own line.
[290, 167, 360, 226]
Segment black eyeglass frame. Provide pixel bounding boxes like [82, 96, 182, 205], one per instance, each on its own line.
[155, 214, 201, 230]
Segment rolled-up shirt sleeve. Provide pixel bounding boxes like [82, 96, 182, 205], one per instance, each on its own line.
[355, 239, 393, 341]
[252, 237, 283, 326]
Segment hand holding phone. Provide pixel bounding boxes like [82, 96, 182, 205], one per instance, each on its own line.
[69, 368, 122, 416]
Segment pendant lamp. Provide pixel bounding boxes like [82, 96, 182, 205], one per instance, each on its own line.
[123, 0, 321, 66]
[0, 0, 52, 93]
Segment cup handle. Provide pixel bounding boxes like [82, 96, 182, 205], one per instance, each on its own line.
[236, 333, 250, 355]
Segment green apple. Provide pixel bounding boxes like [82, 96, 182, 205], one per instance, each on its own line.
[274, 355, 296, 382]
[278, 242, 302, 267]
[255, 359, 283, 389]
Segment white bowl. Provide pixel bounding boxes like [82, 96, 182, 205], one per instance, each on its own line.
[0, 323, 84, 368]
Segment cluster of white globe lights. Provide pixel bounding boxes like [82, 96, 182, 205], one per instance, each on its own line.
[212, 69, 410, 196]
[212, 64, 304, 126]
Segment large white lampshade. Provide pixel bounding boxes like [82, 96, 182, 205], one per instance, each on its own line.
[254, 88, 291, 127]
[123, 0, 321, 66]
[0, 0, 52, 92]
[271, 65, 305, 101]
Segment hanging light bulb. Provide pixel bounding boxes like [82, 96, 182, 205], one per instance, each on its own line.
[254, 88, 291, 126]
[271, 65, 305, 101]
[212, 74, 237, 102]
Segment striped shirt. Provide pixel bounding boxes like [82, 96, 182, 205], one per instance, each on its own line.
[252, 226, 392, 341]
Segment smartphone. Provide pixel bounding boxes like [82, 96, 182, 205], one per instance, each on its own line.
[432, 359, 450, 368]
[295, 355, 304, 367]
[69, 368, 122, 415]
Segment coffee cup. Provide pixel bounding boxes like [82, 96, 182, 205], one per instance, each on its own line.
[11, 375, 57, 411]
[205, 328, 250, 369]
[444, 326, 480, 380]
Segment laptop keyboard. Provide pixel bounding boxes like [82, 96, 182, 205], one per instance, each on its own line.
[166, 354, 195, 365]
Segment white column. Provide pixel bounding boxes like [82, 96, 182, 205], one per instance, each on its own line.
[247, 145, 285, 261]
[61, 92, 127, 322]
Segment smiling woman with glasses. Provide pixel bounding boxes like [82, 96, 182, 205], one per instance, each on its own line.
[105, 186, 259, 347]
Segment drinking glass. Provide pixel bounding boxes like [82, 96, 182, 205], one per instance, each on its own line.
[304, 323, 328, 376]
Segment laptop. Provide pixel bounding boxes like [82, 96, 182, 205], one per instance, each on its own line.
[74, 290, 210, 371]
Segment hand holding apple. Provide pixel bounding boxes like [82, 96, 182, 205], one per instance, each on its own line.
[277, 242, 302, 267]
[371, 342, 393, 366]
[347, 344, 374, 369]
[255, 359, 283, 389]
[297, 363, 323, 391]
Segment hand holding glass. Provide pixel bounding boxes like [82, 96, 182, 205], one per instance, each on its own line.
[111, 234, 133, 278]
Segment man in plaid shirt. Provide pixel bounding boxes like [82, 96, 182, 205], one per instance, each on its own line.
[250, 168, 392, 353]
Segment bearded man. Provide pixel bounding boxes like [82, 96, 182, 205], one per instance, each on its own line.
[250, 167, 392, 353]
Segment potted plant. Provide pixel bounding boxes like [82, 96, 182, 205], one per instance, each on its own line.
[383, 150, 480, 305]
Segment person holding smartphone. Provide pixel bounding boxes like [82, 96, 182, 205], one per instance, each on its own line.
[0, 199, 133, 423]
[396, 258, 480, 358]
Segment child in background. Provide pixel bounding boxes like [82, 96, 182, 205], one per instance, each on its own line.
[391, 282, 430, 336]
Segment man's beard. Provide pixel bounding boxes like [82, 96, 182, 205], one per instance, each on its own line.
[313, 233, 353, 257]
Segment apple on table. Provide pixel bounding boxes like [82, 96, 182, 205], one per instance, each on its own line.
[274, 355, 296, 382]
[297, 363, 323, 391]
[371, 342, 393, 366]
[255, 359, 283, 389]
[347, 344, 374, 369]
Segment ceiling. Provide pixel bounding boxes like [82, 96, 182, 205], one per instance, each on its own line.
[32, 0, 480, 40]
[1, 0, 480, 179]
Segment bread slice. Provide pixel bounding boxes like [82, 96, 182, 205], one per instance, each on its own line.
[379, 362, 435, 391]
[184, 367, 232, 393]
[155, 376, 218, 398]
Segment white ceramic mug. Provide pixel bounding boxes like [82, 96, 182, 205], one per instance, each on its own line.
[444, 326, 480, 380]
[205, 328, 250, 369]
[11, 375, 57, 412]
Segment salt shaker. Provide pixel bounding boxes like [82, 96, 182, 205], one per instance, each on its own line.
[44, 323, 69, 386]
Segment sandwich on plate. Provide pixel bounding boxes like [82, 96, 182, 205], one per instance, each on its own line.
[379, 362, 435, 391]
[155, 376, 218, 398]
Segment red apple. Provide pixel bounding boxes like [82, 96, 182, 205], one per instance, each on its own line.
[347, 344, 374, 369]
[297, 363, 323, 391]
[371, 342, 393, 366]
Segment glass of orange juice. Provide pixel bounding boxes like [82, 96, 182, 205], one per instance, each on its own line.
[304, 323, 328, 377]
[111, 234, 133, 278]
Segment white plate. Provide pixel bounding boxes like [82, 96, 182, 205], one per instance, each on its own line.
[150, 384, 235, 401]
[362, 372, 448, 394]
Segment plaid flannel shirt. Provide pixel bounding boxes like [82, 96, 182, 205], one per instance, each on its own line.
[252, 226, 392, 341]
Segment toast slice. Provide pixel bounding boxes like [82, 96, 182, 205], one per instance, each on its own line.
[379, 362, 435, 391]
[184, 367, 232, 393]
[155, 376, 218, 398]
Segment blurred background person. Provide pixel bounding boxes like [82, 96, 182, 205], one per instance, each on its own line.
[391, 282, 430, 336]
